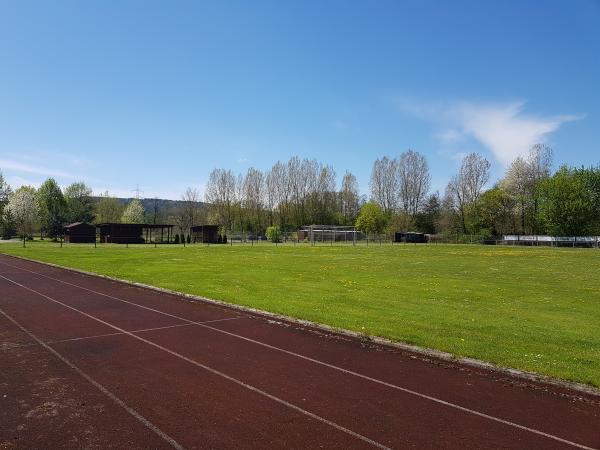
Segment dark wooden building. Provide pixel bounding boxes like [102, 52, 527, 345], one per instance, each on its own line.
[97, 223, 174, 244]
[63, 222, 96, 243]
[191, 225, 225, 244]
[394, 232, 428, 243]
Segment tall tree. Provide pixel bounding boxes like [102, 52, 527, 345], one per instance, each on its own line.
[355, 202, 387, 235]
[37, 178, 67, 238]
[181, 188, 203, 231]
[205, 168, 236, 230]
[121, 198, 145, 223]
[538, 166, 600, 236]
[397, 149, 430, 215]
[446, 153, 491, 233]
[242, 167, 264, 232]
[0, 171, 14, 237]
[95, 191, 124, 223]
[340, 171, 360, 224]
[369, 156, 398, 214]
[4, 186, 38, 240]
[478, 186, 517, 236]
[414, 192, 441, 234]
[64, 182, 94, 223]
[502, 156, 530, 233]
[503, 144, 552, 233]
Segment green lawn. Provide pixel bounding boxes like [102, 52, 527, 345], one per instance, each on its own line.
[2, 241, 600, 387]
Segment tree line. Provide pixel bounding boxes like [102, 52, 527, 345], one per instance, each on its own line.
[1, 144, 599, 241]
[0, 177, 205, 241]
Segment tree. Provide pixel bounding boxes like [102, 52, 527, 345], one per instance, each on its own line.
[95, 191, 124, 223]
[414, 192, 441, 234]
[397, 149, 430, 216]
[478, 186, 517, 236]
[446, 153, 490, 233]
[265, 225, 281, 243]
[502, 156, 530, 233]
[340, 171, 360, 224]
[37, 178, 67, 239]
[4, 186, 38, 242]
[0, 171, 14, 238]
[64, 182, 94, 223]
[537, 166, 600, 236]
[355, 202, 387, 235]
[181, 188, 203, 232]
[369, 156, 398, 214]
[0, 171, 12, 207]
[503, 144, 552, 233]
[121, 198, 145, 223]
[242, 167, 264, 233]
[205, 168, 236, 230]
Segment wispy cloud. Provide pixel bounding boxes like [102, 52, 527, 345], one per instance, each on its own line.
[0, 159, 77, 179]
[396, 99, 583, 165]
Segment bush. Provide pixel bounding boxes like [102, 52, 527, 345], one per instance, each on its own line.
[265, 225, 281, 243]
[174, 234, 180, 244]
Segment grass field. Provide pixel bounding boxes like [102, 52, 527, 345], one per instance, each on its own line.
[1, 241, 599, 387]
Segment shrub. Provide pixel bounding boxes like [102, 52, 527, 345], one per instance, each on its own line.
[265, 225, 281, 243]
[174, 234, 180, 244]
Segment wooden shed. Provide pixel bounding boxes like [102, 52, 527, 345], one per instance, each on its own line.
[191, 225, 225, 244]
[64, 222, 96, 243]
[97, 223, 174, 244]
[394, 232, 428, 243]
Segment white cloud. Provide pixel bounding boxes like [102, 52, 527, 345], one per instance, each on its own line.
[396, 98, 582, 165]
[0, 159, 77, 179]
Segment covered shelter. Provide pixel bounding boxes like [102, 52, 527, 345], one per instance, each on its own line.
[191, 225, 225, 244]
[97, 223, 174, 244]
[394, 232, 428, 243]
[63, 222, 96, 243]
[297, 225, 360, 244]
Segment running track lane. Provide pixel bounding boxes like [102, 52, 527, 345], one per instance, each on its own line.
[0, 254, 599, 449]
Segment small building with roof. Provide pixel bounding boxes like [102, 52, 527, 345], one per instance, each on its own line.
[63, 222, 96, 243]
[394, 232, 428, 243]
[97, 223, 174, 244]
[191, 225, 226, 244]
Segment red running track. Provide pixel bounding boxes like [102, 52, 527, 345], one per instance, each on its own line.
[0, 253, 599, 449]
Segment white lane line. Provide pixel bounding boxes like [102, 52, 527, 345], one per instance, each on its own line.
[47, 323, 195, 345]
[0, 273, 391, 450]
[0, 308, 184, 450]
[2, 318, 243, 349]
[1, 260, 597, 450]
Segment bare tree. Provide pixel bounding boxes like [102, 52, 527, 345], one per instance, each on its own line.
[446, 152, 490, 233]
[369, 156, 398, 214]
[242, 167, 264, 232]
[315, 164, 336, 223]
[397, 149, 430, 216]
[181, 187, 203, 233]
[266, 161, 288, 229]
[205, 169, 236, 230]
[340, 171, 359, 224]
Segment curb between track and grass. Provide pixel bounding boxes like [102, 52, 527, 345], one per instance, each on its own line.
[2, 252, 600, 402]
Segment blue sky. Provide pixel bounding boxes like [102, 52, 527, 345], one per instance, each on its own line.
[1, 0, 598, 199]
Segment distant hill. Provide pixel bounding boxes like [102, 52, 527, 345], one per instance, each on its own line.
[92, 197, 208, 215]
